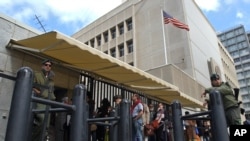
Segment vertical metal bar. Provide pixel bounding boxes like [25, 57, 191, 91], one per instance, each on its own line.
[95, 80, 101, 107]
[101, 81, 104, 100]
[5, 67, 34, 141]
[171, 101, 185, 141]
[109, 109, 117, 141]
[40, 85, 52, 141]
[119, 99, 131, 141]
[209, 90, 229, 141]
[70, 84, 88, 141]
[27, 91, 36, 141]
[108, 84, 111, 100]
[104, 82, 107, 99]
[89, 77, 94, 94]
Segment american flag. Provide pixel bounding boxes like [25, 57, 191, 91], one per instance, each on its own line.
[163, 11, 189, 31]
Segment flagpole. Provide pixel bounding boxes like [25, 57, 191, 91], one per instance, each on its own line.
[161, 9, 167, 64]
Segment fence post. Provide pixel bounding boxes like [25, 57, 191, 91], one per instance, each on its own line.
[70, 84, 88, 141]
[119, 99, 131, 141]
[171, 100, 185, 141]
[209, 90, 229, 141]
[109, 107, 118, 141]
[5, 67, 34, 141]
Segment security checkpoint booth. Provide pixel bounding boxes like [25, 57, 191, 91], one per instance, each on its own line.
[3, 31, 208, 141]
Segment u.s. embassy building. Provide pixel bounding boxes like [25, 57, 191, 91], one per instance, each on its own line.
[0, 0, 242, 140]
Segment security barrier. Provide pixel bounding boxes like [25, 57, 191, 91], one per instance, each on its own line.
[4, 67, 132, 141]
[171, 90, 229, 141]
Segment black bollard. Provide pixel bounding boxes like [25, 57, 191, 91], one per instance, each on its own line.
[109, 107, 118, 141]
[171, 100, 185, 141]
[209, 90, 229, 141]
[119, 99, 131, 141]
[5, 67, 34, 141]
[70, 84, 88, 141]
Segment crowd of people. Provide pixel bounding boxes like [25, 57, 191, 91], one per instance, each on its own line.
[31, 59, 245, 141]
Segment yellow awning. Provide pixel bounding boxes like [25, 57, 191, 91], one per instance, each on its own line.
[7, 31, 203, 108]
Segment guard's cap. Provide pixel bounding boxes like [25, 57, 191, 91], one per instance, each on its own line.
[42, 59, 53, 65]
[210, 73, 220, 81]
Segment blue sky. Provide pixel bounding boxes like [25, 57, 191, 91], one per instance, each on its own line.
[195, 0, 250, 33]
[0, 0, 250, 36]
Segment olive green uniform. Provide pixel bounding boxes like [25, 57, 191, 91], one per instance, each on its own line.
[206, 82, 241, 126]
[32, 70, 56, 141]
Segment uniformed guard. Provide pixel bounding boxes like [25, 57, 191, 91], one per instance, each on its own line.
[32, 59, 56, 141]
[202, 73, 241, 126]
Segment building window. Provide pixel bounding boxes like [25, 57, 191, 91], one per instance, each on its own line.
[241, 55, 250, 62]
[110, 47, 116, 58]
[227, 38, 235, 45]
[127, 40, 133, 53]
[103, 31, 109, 43]
[226, 32, 234, 39]
[104, 51, 108, 54]
[234, 58, 240, 63]
[235, 27, 244, 35]
[243, 62, 250, 68]
[85, 42, 89, 45]
[118, 44, 124, 57]
[118, 23, 124, 35]
[126, 18, 132, 31]
[90, 38, 95, 47]
[235, 65, 242, 69]
[236, 35, 245, 42]
[111, 27, 116, 39]
[96, 35, 101, 46]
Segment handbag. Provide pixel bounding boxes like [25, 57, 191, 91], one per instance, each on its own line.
[150, 120, 160, 129]
[144, 124, 155, 136]
[151, 110, 163, 129]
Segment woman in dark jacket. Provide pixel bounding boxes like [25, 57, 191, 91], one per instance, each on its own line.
[96, 98, 111, 141]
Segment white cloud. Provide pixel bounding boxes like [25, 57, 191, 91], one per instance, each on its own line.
[0, 0, 123, 34]
[194, 0, 220, 12]
[0, 0, 122, 24]
[236, 11, 244, 19]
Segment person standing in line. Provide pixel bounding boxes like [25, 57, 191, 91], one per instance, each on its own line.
[63, 98, 72, 141]
[32, 59, 56, 141]
[55, 97, 69, 141]
[202, 120, 211, 141]
[142, 103, 150, 141]
[243, 115, 250, 125]
[154, 103, 165, 141]
[113, 95, 122, 106]
[184, 111, 200, 141]
[87, 92, 96, 141]
[96, 98, 111, 141]
[202, 73, 241, 126]
[131, 94, 144, 141]
[148, 104, 156, 141]
[112, 95, 122, 141]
